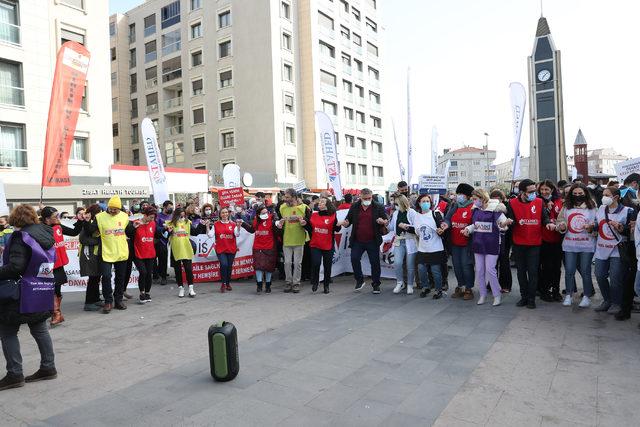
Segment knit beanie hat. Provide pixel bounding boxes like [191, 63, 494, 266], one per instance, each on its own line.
[455, 183, 474, 198]
[108, 195, 122, 209]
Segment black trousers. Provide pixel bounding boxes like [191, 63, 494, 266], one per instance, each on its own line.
[498, 236, 513, 291]
[620, 248, 637, 316]
[84, 275, 101, 304]
[301, 242, 312, 281]
[134, 258, 154, 293]
[101, 261, 127, 304]
[539, 241, 563, 297]
[155, 243, 168, 279]
[123, 256, 133, 291]
[311, 248, 333, 287]
[174, 259, 194, 286]
[512, 244, 541, 303]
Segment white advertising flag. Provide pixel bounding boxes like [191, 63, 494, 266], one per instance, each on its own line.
[406, 68, 413, 185]
[392, 119, 406, 182]
[431, 126, 438, 174]
[222, 163, 242, 188]
[315, 111, 343, 201]
[509, 82, 526, 181]
[0, 179, 8, 216]
[140, 118, 170, 204]
[571, 167, 578, 181]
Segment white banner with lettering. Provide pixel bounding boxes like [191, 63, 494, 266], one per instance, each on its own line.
[615, 156, 640, 181]
[141, 118, 170, 204]
[509, 82, 526, 181]
[316, 111, 343, 201]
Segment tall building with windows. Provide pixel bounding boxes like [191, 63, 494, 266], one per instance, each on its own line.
[111, 0, 386, 192]
[0, 0, 113, 201]
[437, 146, 497, 191]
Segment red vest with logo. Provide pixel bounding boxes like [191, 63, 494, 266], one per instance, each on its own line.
[52, 225, 69, 269]
[450, 205, 473, 247]
[510, 197, 543, 246]
[134, 221, 156, 259]
[541, 198, 563, 244]
[310, 212, 336, 250]
[253, 215, 275, 250]
[214, 221, 238, 254]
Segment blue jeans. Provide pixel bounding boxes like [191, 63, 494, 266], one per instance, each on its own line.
[563, 251, 594, 296]
[418, 262, 442, 291]
[595, 257, 624, 305]
[218, 253, 236, 285]
[255, 271, 272, 283]
[393, 239, 416, 286]
[451, 244, 474, 289]
[0, 321, 55, 376]
[351, 240, 381, 286]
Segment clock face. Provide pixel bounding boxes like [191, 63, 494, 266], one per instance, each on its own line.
[537, 69, 551, 82]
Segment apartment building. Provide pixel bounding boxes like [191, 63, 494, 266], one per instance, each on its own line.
[437, 146, 497, 191]
[111, 0, 386, 192]
[0, 0, 113, 204]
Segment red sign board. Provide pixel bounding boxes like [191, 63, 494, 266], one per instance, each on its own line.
[219, 187, 244, 207]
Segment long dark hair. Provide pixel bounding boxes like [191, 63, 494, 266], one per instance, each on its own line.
[319, 197, 336, 215]
[414, 194, 432, 213]
[564, 183, 596, 209]
[537, 179, 559, 201]
[169, 207, 186, 226]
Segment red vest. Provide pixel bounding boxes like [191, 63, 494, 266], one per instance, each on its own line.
[450, 204, 473, 246]
[214, 221, 238, 254]
[52, 225, 69, 269]
[510, 197, 543, 246]
[541, 198, 563, 244]
[253, 215, 275, 250]
[134, 221, 157, 259]
[310, 212, 336, 250]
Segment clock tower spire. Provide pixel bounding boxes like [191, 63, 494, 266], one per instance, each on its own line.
[527, 16, 568, 182]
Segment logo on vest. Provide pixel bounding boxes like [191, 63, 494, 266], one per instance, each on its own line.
[462, 211, 469, 219]
[518, 219, 539, 226]
[567, 213, 587, 234]
[324, 219, 330, 225]
[419, 226, 433, 242]
[476, 222, 493, 233]
[531, 205, 537, 214]
[598, 219, 616, 241]
[37, 262, 55, 279]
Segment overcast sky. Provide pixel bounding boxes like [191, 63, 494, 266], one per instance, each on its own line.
[110, 0, 640, 182]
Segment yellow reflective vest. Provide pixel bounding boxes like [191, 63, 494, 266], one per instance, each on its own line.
[96, 211, 129, 262]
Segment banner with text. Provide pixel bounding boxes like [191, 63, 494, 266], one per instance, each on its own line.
[509, 82, 526, 182]
[614, 156, 640, 181]
[316, 111, 343, 201]
[218, 187, 245, 207]
[141, 118, 170, 204]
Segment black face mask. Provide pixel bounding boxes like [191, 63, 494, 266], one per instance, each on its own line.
[573, 195, 586, 203]
[166, 208, 174, 214]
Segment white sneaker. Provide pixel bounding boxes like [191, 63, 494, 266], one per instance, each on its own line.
[477, 295, 486, 305]
[492, 295, 502, 306]
[562, 294, 572, 306]
[578, 295, 590, 308]
[393, 281, 405, 294]
[178, 286, 185, 298]
[188, 285, 196, 297]
[406, 284, 414, 295]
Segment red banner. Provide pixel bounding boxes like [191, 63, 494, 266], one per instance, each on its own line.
[41, 42, 91, 187]
[219, 187, 245, 207]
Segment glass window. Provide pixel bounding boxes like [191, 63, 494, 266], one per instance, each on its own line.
[353, 33, 361, 46]
[283, 63, 293, 81]
[219, 70, 232, 87]
[61, 28, 85, 45]
[359, 164, 367, 176]
[144, 14, 156, 37]
[128, 23, 135, 43]
[113, 149, 120, 163]
[281, 1, 290, 19]
[109, 22, 116, 37]
[111, 72, 117, 86]
[345, 135, 355, 147]
[193, 136, 205, 153]
[130, 73, 137, 93]
[0, 0, 20, 45]
[343, 107, 353, 120]
[191, 0, 201, 10]
[110, 47, 116, 61]
[161, 1, 181, 29]
[282, 32, 291, 50]
[322, 100, 337, 116]
[71, 136, 88, 161]
[62, 0, 84, 10]
[192, 78, 203, 95]
[340, 25, 350, 40]
[343, 80, 352, 93]
[284, 94, 294, 112]
[165, 140, 184, 163]
[145, 40, 157, 63]
[287, 158, 296, 175]
[131, 98, 138, 118]
[0, 122, 26, 167]
[112, 97, 118, 112]
[220, 100, 233, 118]
[319, 41, 335, 58]
[366, 18, 377, 33]
[193, 107, 204, 124]
[0, 59, 24, 106]
[367, 42, 378, 57]
[161, 29, 181, 55]
[191, 22, 202, 38]
[129, 48, 136, 68]
[132, 149, 140, 166]
[131, 124, 139, 144]
[218, 11, 231, 28]
[112, 123, 119, 137]
[219, 40, 231, 58]
[318, 11, 334, 30]
[191, 50, 202, 67]
[221, 131, 234, 148]
[285, 126, 295, 144]
[351, 7, 360, 21]
[320, 70, 336, 86]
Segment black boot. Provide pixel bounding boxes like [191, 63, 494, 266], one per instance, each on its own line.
[0, 373, 25, 391]
[256, 281, 263, 293]
[323, 284, 330, 294]
[265, 281, 271, 294]
[312, 282, 318, 292]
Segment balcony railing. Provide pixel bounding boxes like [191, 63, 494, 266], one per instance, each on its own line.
[346, 145, 357, 156]
[373, 176, 384, 185]
[346, 175, 357, 184]
[162, 68, 182, 83]
[356, 122, 366, 132]
[320, 83, 337, 96]
[357, 97, 365, 107]
[0, 22, 20, 45]
[0, 86, 24, 107]
[343, 93, 354, 103]
[320, 56, 335, 69]
[341, 38, 351, 49]
[370, 103, 381, 112]
[144, 25, 156, 38]
[164, 96, 182, 109]
[371, 127, 382, 136]
[318, 26, 335, 40]
[353, 44, 362, 55]
[145, 51, 157, 63]
[344, 120, 354, 130]
[355, 71, 364, 81]
[358, 148, 368, 158]
[370, 79, 380, 89]
[372, 152, 383, 161]
[145, 103, 158, 114]
[342, 64, 352, 75]
[162, 41, 181, 56]
[165, 124, 183, 136]
[145, 77, 158, 89]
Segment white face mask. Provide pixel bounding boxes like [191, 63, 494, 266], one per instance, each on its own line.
[587, 184, 596, 190]
[259, 213, 268, 220]
[204, 209, 212, 215]
[602, 196, 613, 206]
[362, 199, 372, 207]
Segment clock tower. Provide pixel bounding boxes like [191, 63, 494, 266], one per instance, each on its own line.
[527, 16, 568, 182]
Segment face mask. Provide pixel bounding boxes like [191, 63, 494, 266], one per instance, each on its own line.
[166, 208, 174, 214]
[420, 202, 431, 211]
[602, 196, 613, 206]
[362, 200, 371, 207]
[204, 209, 212, 216]
[473, 199, 483, 208]
[456, 195, 467, 204]
[259, 213, 269, 220]
[573, 195, 586, 204]
[526, 192, 537, 202]
[542, 194, 551, 200]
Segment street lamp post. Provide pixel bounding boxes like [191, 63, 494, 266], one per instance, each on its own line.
[484, 132, 490, 188]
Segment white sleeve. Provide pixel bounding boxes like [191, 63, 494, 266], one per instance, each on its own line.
[207, 225, 216, 240]
[234, 226, 241, 237]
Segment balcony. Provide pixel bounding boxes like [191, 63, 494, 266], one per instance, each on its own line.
[359, 176, 369, 185]
[165, 124, 183, 137]
[353, 44, 362, 55]
[145, 51, 157, 63]
[342, 64, 352, 75]
[371, 127, 382, 137]
[144, 25, 156, 38]
[320, 56, 335, 70]
[358, 148, 368, 158]
[355, 71, 364, 81]
[370, 79, 380, 89]
[372, 152, 383, 161]
[164, 96, 182, 110]
[341, 38, 351, 50]
[344, 120, 354, 130]
[370, 103, 381, 112]
[162, 68, 182, 83]
[145, 103, 158, 114]
[162, 41, 181, 56]
[346, 145, 357, 156]
[346, 175, 357, 184]
[320, 83, 337, 96]
[356, 97, 365, 107]
[373, 176, 384, 186]
[145, 77, 158, 89]
[0, 22, 20, 45]
[318, 26, 335, 40]
[0, 85, 24, 107]
[356, 122, 366, 132]
[343, 93, 354, 103]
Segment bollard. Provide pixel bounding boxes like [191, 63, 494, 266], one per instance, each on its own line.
[208, 321, 239, 382]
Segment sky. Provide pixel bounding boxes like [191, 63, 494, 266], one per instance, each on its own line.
[110, 0, 640, 182]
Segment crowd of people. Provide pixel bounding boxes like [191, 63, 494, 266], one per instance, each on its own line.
[1, 173, 639, 391]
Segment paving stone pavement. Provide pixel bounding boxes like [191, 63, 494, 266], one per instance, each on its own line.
[0, 275, 639, 426]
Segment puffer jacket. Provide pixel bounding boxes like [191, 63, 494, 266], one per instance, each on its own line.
[0, 224, 55, 326]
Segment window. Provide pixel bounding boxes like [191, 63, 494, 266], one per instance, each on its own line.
[359, 164, 367, 176]
[473, 160, 481, 166]
[110, 47, 116, 61]
[282, 32, 292, 50]
[144, 40, 157, 63]
[161, 1, 181, 29]
[145, 66, 157, 86]
[221, 130, 234, 149]
[0, 122, 26, 167]
[193, 163, 206, 170]
[192, 78, 203, 95]
[322, 100, 337, 116]
[320, 70, 337, 87]
[287, 158, 296, 175]
[450, 160, 457, 166]
[80, 83, 87, 111]
[112, 123, 119, 137]
[193, 106, 204, 124]
[318, 11, 334, 30]
[71, 136, 88, 162]
[340, 25, 350, 40]
[343, 80, 352, 93]
[191, 50, 202, 67]
[191, 22, 202, 39]
[165, 140, 184, 164]
[474, 181, 482, 187]
[359, 138, 367, 150]
[366, 18, 378, 33]
[109, 22, 116, 37]
[219, 69, 232, 87]
[284, 93, 294, 113]
[61, 28, 85, 45]
[343, 107, 353, 120]
[371, 116, 381, 128]
[61, 0, 84, 9]
[353, 32, 362, 46]
[131, 98, 138, 118]
[132, 149, 140, 166]
[0, 0, 19, 45]
[218, 10, 231, 28]
[161, 56, 182, 82]
[112, 97, 118, 112]
[371, 141, 382, 154]
[354, 58, 363, 72]
[356, 111, 365, 124]
[351, 7, 361, 21]
[368, 67, 379, 81]
[0, 60, 24, 106]
[191, 0, 201, 10]
[193, 135, 205, 153]
[340, 0, 349, 13]
[129, 48, 136, 68]
[220, 100, 233, 118]
[369, 91, 380, 104]
[367, 0, 377, 9]
[281, 1, 290, 19]
[161, 29, 181, 55]
[285, 126, 295, 144]
[346, 162, 356, 176]
[219, 40, 231, 58]
[113, 149, 120, 163]
[130, 73, 137, 93]
[345, 135, 355, 147]
[356, 85, 364, 98]
[373, 166, 383, 177]
[319, 41, 335, 58]
[145, 92, 158, 112]
[131, 124, 139, 144]
[367, 42, 378, 57]
[128, 23, 135, 43]
[144, 14, 156, 37]
[283, 63, 293, 81]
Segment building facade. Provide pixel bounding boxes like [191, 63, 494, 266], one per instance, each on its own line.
[437, 146, 497, 191]
[0, 0, 113, 206]
[110, 0, 387, 193]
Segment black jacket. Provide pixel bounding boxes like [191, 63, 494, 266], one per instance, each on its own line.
[0, 224, 55, 326]
[345, 200, 388, 246]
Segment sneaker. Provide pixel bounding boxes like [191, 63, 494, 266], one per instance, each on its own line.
[432, 290, 444, 299]
[354, 282, 365, 292]
[145, 293, 152, 302]
[594, 301, 611, 312]
[188, 285, 196, 297]
[138, 294, 147, 304]
[406, 284, 414, 295]
[393, 281, 405, 294]
[451, 287, 464, 299]
[24, 368, 57, 383]
[607, 304, 621, 315]
[477, 295, 486, 305]
[225, 284, 233, 291]
[562, 295, 572, 307]
[463, 289, 474, 301]
[372, 284, 381, 294]
[578, 296, 591, 308]
[292, 283, 300, 293]
[492, 295, 502, 306]
[178, 286, 185, 298]
[420, 288, 431, 298]
[284, 283, 292, 293]
[0, 373, 25, 391]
